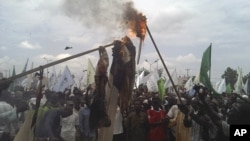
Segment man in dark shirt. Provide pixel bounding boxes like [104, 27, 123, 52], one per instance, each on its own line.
[35, 104, 73, 141]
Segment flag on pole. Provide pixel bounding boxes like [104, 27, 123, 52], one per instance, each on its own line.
[53, 66, 75, 92]
[199, 44, 219, 95]
[193, 72, 200, 84]
[144, 71, 159, 92]
[243, 79, 249, 94]
[184, 77, 194, 91]
[8, 66, 17, 91]
[234, 67, 244, 94]
[22, 58, 29, 73]
[21, 74, 33, 90]
[87, 59, 96, 86]
[157, 78, 166, 100]
[214, 79, 222, 92]
[135, 71, 144, 88]
[217, 78, 226, 93]
[164, 69, 178, 88]
[226, 84, 232, 93]
[49, 66, 57, 91]
[12, 65, 16, 76]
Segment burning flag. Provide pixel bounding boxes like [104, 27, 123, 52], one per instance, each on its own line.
[110, 36, 136, 113]
[124, 2, 147, 64]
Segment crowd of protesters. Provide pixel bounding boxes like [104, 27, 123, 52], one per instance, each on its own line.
[1, 78, 250, 141]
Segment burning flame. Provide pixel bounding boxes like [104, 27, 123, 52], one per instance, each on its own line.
[135, 13, 147, 40]
[127, 13, 147, 40]
[123, 2, 147, 41]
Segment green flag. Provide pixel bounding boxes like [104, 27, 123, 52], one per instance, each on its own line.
[226, 84, 232, 93]
[12, 65, 16, 76]
[22, 58, 29, 73]
[8, 65, 16, 91]
[199, 44, 219, 95]
[157, 78, 166, 101]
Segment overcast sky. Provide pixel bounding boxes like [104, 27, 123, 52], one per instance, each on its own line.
[1, 0, 250, 83]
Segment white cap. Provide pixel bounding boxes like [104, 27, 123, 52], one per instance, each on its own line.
[242, 95, 249, 99]
[29, 97, 36, 105]
[143, 99, 148, 104]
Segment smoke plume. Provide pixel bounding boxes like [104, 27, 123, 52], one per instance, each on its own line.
[62, 0, 144, 37]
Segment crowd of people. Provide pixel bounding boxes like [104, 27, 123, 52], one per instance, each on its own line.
[0, 78, 250, 141]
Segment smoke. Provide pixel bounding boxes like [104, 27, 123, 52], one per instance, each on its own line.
[62, 0, 142, 37]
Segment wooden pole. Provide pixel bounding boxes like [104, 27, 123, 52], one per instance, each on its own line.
[146, 24, 183, 105]
[0, 43, 114, 86]
[137, 39, 143, 64]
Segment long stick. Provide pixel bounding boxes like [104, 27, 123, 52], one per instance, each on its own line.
[137, 39, 143, 64]
[146, 24, 183, 105]
[0, 43, 114, 86]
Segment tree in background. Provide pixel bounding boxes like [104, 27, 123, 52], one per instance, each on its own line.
[221, 67, 237, 90]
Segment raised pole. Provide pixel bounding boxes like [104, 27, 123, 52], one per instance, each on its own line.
[0, 43, 114, 86]
[137, 39, 143, 64]
[146, 24, 183, 105]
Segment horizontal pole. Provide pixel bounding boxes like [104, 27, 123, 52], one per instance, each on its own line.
[0, 43, 114, 86]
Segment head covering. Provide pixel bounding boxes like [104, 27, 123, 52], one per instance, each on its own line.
[177, 97, 187, 105]
[29, 97, 36, 105]
[143, 99, 148, 104]
[242, 95, 249, 99]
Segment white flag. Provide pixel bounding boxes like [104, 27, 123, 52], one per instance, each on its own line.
[164, 69, 178, 88]
[243, 79, 249, 94]
[184, 77, 194, 91]
[214, 79, 222, 92]
[21, 74, 33, 90]
[234, 67, 244, 94]
[136, 71, 145, 88]
[145, 71, 159, 92]
[217, 78, 226, 94]
[49, 66, 57, 91]
[193, 72, 200, 85]
[87, 59, 95, 86]
[53, 66, 75, 92]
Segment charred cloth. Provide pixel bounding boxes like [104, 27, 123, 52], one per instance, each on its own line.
[110, 36, 136, 112]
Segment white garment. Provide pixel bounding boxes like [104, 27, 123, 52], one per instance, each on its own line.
[222, 121, 229, 137]
[167, 105, 179, 118]
[167, 105, 180, 137]
[113, 106, 123, 135]
[0, 101, 18, 137]
[191, 120, 203, 141]
[60, 108, 79, 141]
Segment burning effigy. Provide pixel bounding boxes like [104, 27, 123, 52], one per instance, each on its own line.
[110, 36, 136, 113]
[0, 1, 150, 141]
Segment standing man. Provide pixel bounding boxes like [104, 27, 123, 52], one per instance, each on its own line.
[34, 103, 73, 141]
[127, 99, 147, 141]
[147, 97, 167, 141]
[60, 100, 79, 141]
[79, 95, 98, 141]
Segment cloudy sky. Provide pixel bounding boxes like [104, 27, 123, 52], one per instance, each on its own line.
[1, 0, 250, 83]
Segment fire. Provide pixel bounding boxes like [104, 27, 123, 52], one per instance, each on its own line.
[123, 2, 147, 64]
[127, 13, 147, 41]
[135, 13, 147, 40]
[123, 2, 147, 40]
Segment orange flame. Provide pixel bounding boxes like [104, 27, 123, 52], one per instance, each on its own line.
[123, 2, 147, 40]
[128, 13, 147, 40]
[135, 13, 147, 40]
